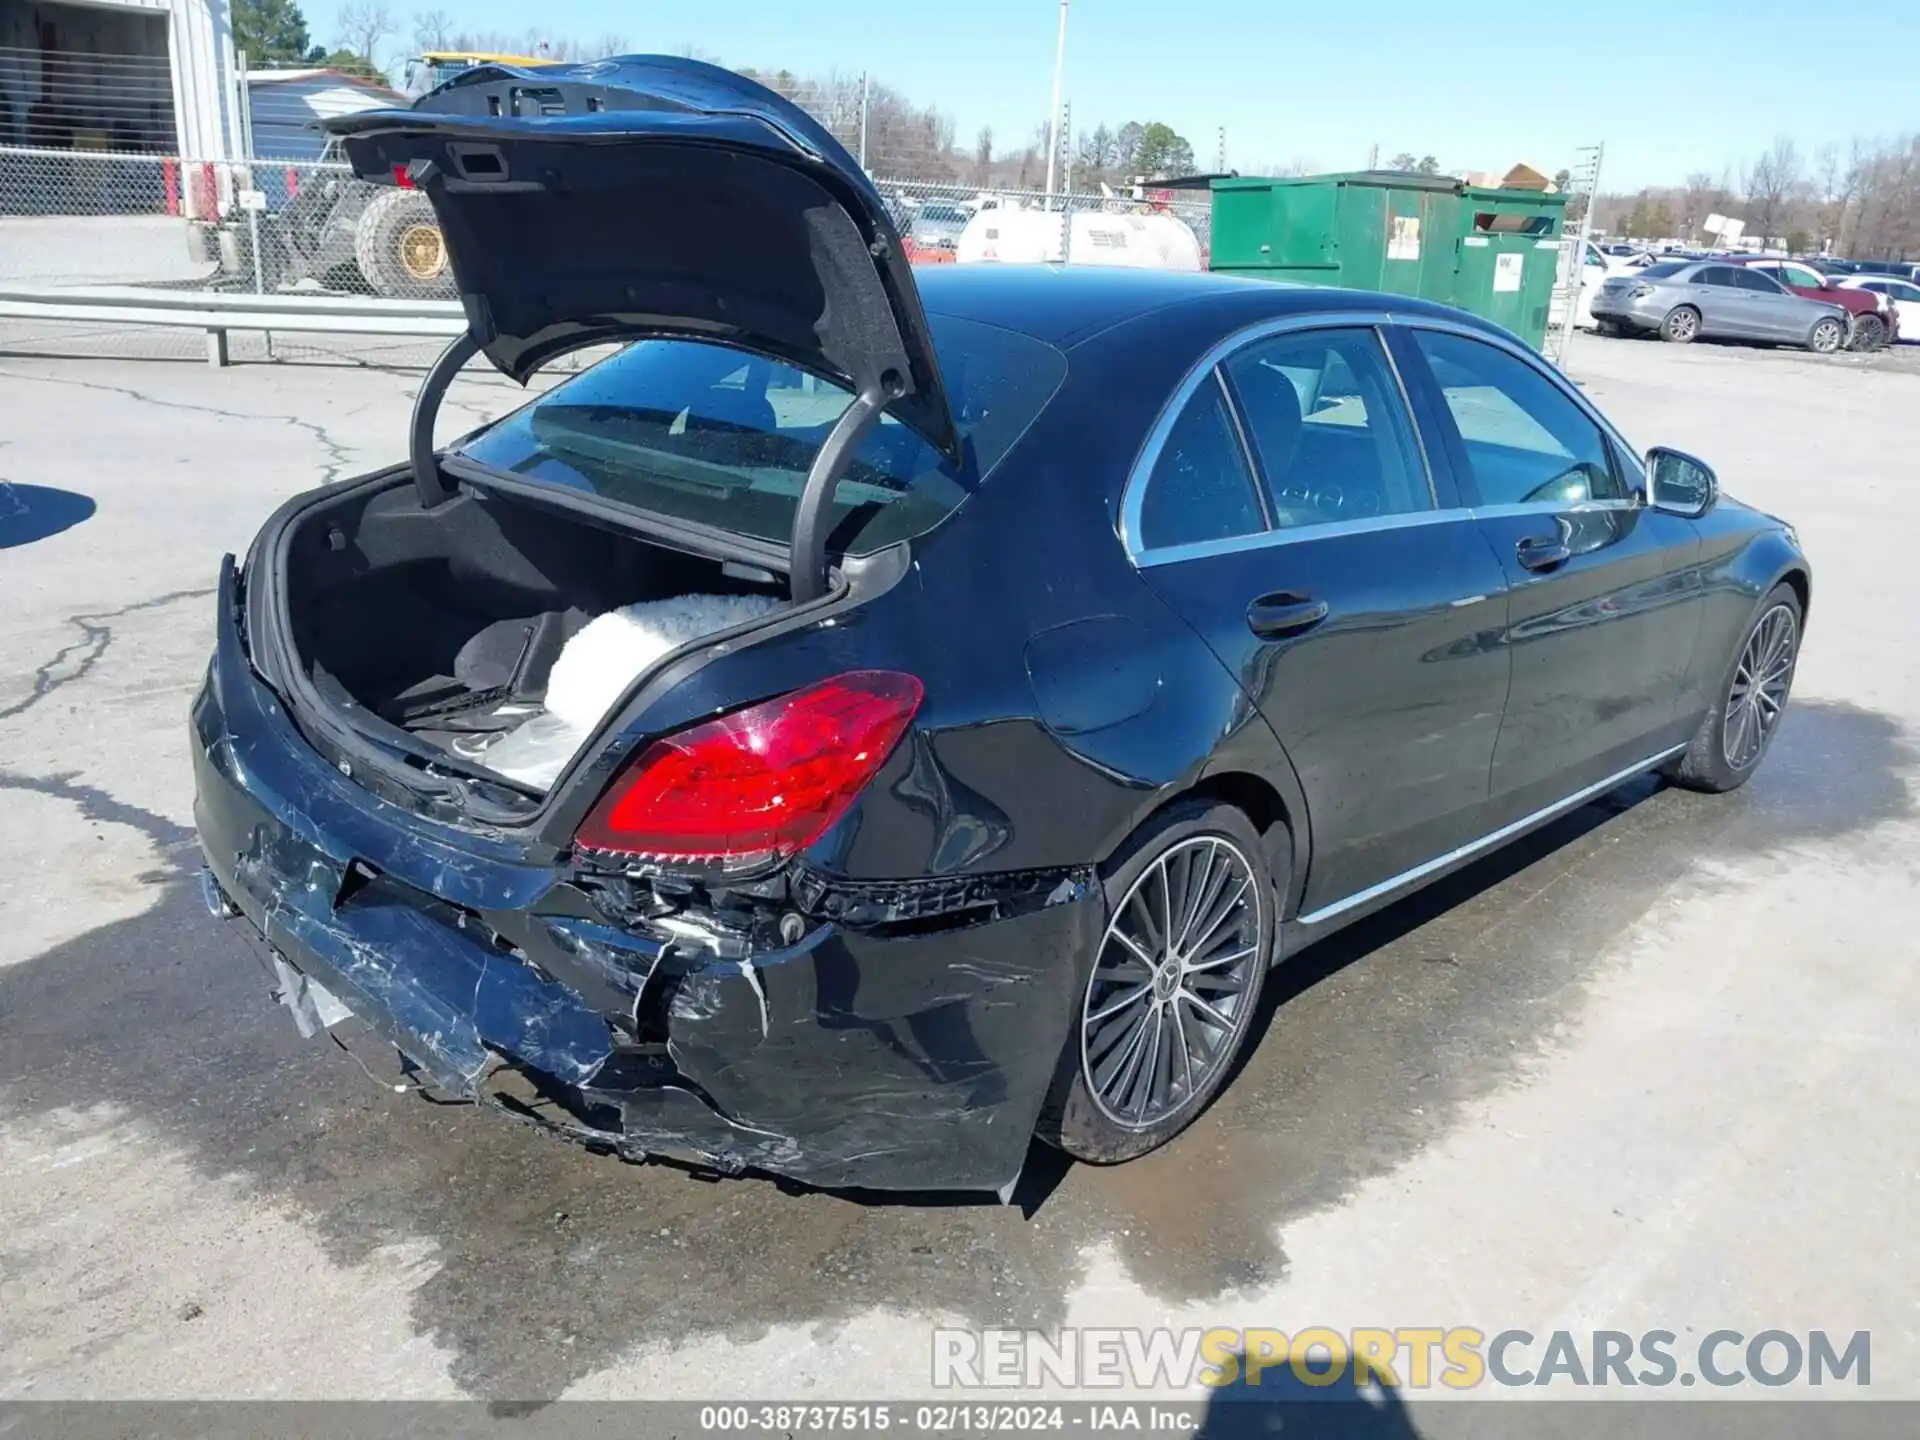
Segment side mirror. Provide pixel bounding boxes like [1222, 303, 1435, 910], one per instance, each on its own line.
[1646, 447, 1718, 518]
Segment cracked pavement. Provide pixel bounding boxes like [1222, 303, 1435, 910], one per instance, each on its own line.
[0, 338, 1916, 1410]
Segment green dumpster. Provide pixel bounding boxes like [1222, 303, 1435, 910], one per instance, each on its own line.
[1208, 170, 1568, 349]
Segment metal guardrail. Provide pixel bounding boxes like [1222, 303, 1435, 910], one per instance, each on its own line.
[0, 285, 466, 363]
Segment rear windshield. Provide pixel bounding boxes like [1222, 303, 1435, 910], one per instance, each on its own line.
[1639, 262, 1688, 279]
[456, 314, 1066, 556]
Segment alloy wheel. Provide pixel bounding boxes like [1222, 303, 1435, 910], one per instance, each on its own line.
[1080, 836, 1262, 1129]
[1667, 309, 1697, 342]
[1723, 603, 1797, 770]
[1811, 318, 1843, 354]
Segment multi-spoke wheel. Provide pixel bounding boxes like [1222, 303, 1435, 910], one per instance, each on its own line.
[1666, 582, 1803, 793]
[1661, 306, 1700, 344]
[1722, 603, 1797, 770]
[1807, 316, 1845, 354]
[1038, 801, 1279, 1164]
[1081, 835, 1260, 1128]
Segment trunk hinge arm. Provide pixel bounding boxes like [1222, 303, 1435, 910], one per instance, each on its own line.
[410, 331, 482, 508]
[788, 382, 890, 604]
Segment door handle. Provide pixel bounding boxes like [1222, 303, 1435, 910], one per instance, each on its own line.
[1247, 592, 1331, 639]
[1515, 534, 1571, 572]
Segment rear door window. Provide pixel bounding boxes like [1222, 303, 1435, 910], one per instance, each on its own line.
[1136, 379, 1266, 551]
[457, 314, 1066, 556]
[1221, 328, 1432, 529]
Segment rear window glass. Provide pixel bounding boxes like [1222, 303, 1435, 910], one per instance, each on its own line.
[1639, 262, 1688, 279]
[456, 314, 1065, 556]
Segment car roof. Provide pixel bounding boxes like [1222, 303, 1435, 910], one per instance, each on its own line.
[913, 264, 1498, 349]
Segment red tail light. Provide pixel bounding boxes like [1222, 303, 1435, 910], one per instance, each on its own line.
[574, 672, 924, 869]
[391, 164, 416, 189]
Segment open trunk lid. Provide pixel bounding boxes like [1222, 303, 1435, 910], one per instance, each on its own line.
[323, 56, 959, 461]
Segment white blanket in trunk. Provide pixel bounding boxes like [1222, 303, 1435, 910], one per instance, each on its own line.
[480, 593, 782, 790]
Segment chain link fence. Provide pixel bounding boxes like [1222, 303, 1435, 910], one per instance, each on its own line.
[0, 55, 1215, 367]
[1, 144, 1215, 293]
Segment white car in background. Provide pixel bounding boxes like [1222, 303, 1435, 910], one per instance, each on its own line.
[1554, 240, 1639, 330]
[1838, 275, 1920, 342]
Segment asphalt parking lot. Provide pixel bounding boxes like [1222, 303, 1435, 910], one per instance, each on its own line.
[1, 330, 1916, 1407]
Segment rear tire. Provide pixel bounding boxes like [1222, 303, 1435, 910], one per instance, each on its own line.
[1037, 800, 1277, 1165]
[1664, 583, 1802, 794]
[1846, 313, 1887, 351]
[353, 188, 456, 300]
[1660, 306, 1700, 344]
[1807, 316, 1845, 354]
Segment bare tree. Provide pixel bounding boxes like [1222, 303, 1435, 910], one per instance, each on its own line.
[1246, 156, 1317, 178]
[1676, 171, 1722, 242]
[973, 126, 994, 184]
[410, 8, 451, 50]
[337, 2, 396, 65]
[1740, 136, 1802, 246]
[1075, 123, 1115, 180]
[594, 34, 630, 58]
[337, 1, 396, 67]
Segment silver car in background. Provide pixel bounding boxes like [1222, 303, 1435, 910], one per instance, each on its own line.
[1592, 260, 1851, 352]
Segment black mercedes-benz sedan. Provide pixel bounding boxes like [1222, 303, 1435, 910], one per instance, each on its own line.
[192, 58, 1810, 1197]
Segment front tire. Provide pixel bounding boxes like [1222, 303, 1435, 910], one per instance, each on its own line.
[1665, 583, 1802, 793]
[1661, 306, 1700, 344]
[1847, 313, 1888, 351]
[1038, 801, 1276, 1165]
[1807, 316, 1845, 354]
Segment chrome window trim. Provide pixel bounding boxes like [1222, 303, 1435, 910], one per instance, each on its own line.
[1135, 505, 1478, 568]
[1469, 498, 1641, 520]
[1122, 310, 1654, 569]
[1295, 741, 1690, 928]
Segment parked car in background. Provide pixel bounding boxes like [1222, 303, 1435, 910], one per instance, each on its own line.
[1838, 275, 1920, 341]
[1726, 256, 1896, 349]
[1592, 260, 1851, 351]
[907, 200, 970, 254]
[1552, 239, 1625, 330]
[1840, 260, 1920, 283]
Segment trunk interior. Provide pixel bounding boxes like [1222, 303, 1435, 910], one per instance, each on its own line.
[280, 479, 787, 789]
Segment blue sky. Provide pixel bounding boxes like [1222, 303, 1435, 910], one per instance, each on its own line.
[321, 0, 1913, 191]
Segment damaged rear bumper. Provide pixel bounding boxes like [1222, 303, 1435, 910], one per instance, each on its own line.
[190, 561, 1103, 1193]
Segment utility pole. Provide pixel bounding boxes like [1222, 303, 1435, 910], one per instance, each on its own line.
[1366, 141, 1379, 170]
[1215, 126, 1225, 173]
[1062, 101, 1073, 195]
[858, 71, 871, 171]
[1043, 0, 1069, 204]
